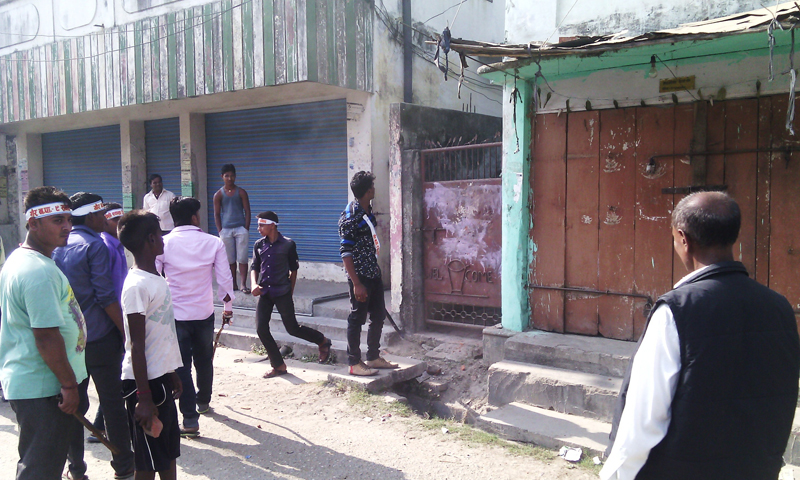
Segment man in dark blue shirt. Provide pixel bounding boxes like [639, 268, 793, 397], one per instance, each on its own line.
[53, 192, 134, 480]
[338, 172, 398, 376]
[250, 211, 331, 378]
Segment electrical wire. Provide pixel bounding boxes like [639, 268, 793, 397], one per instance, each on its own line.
[0, 0, 251, 64]
[423, 1, 469, 25]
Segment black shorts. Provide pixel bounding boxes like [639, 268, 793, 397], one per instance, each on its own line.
[122, 374, 180, 472]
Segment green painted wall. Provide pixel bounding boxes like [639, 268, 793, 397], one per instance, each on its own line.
[501, 79, 532, 332]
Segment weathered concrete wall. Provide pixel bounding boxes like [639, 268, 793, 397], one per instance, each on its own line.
[389, 102, 502, 332]
[0, 134, 19, 254]
[507, 0, 766, 43]
[120, 120, 146, 210]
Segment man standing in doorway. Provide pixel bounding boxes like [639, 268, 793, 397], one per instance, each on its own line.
[157, 196, 234, 437]
[601, 191, 800, 480]
[0, 187, 87, 480]
[338, 171, 398, 376]
[143, 174, 175, 234]
[53, 192, 134, 480]
[213, 164, 251, 293]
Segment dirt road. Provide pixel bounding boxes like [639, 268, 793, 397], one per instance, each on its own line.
[0, 347, 599, 480]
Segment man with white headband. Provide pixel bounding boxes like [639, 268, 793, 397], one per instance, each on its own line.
[86, 202, 129, 443]
[53, 192, 134, 480]
[250, 211, 332, 378]
[0, 186, 87, 480]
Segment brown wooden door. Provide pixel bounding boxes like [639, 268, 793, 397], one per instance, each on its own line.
[530, 96, 800, 341]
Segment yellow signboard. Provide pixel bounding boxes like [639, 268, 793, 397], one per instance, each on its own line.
[659, 76, 696, 93]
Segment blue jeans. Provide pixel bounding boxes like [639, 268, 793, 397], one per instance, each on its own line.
[10, 395, 83, 480]
[175, 314, 215, 428]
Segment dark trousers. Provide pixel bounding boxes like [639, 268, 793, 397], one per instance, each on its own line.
[256, 292, 325, 369]
[11, 395, 83, 480]
[68, 330, 134, 477]
[346, 276, 385, 366]
[175, 314, 214, 429]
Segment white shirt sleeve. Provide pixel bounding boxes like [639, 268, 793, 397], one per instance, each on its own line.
[599, 304, 681, 480]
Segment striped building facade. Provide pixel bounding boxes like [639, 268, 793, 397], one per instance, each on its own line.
[0, 0, 373, 123]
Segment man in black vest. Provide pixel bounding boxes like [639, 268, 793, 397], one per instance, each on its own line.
[601, 191, 800, 480]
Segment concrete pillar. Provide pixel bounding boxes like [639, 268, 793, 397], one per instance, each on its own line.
[121, 121, 147, 210]
[501, 79, 533, 332]
[389, 103, 425, 331]
[179, 113, 208, 232]
[15, 133, 43, 241]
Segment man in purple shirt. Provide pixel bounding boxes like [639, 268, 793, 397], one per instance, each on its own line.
[88, 202, 129, 440]
[250, 211, 331, 378]
[53, 192, 134, 480]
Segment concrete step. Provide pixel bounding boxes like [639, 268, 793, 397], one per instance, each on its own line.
[215, 324, 398, 363]
[328, 354, 428, 393]
[488, 360, 621, 423]
[215, 307, 397, 346]
[503, 330, 636, 377]
[476, 402, 610, 456]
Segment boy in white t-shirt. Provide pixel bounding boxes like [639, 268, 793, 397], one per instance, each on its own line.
[117, 211, 184, 480]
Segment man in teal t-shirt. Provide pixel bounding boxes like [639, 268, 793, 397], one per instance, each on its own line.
[0, 186, 88, 480]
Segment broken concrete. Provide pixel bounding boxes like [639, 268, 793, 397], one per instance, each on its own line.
[425, 342, 481, 363]
[488, 360, 621, 422]
[328, 355, 427, 393]
[476, 402, 610, 455]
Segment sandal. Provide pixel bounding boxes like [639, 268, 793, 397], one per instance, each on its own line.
[263, 367, 288, 378]
[318, 338, 333, 363]
[241, 287, 251, 295]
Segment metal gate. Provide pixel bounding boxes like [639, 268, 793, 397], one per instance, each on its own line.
[205, 100, 347, 263]
[421, 142, 503, 329]
[42, 125, 123, 204]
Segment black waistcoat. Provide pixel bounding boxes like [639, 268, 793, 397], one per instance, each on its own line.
[618, 262, 800, 480]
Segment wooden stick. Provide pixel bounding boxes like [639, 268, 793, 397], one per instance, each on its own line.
[74, 412, 121, 455]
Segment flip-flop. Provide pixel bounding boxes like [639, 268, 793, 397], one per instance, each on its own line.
[263, 367, 288, 378]
[241, 287, 251, 295]
[318, 338, 333, 363]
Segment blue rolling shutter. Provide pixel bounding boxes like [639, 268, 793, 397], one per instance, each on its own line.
[145, 118, 182, 196]
[42, 125, 123, 204]
[205, 99, 347, 263]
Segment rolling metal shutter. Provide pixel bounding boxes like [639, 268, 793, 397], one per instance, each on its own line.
[205, 99, 347, 263]
[145, 118, 182, 196]
[42, 125, 123, 204]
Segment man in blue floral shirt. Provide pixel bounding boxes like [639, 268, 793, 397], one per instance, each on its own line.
[338, 171, 398, 376]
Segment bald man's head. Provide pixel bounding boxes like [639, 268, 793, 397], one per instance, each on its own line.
[671, 191, 740, 248]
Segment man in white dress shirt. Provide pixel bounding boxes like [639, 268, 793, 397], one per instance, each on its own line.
[156, 196, 234, 437]
[142, 174, 175, 233]
[601, 191, 799, 480]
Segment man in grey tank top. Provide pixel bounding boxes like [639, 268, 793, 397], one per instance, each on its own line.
[213, 164, 251, 293]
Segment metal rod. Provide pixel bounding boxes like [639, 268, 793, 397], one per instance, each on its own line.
[425, 318, 492, 331]
[649, 145, 800, 162]
[419, 142, 502, 154]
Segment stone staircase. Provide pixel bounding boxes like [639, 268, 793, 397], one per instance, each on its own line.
[479, 327, 800, 463]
